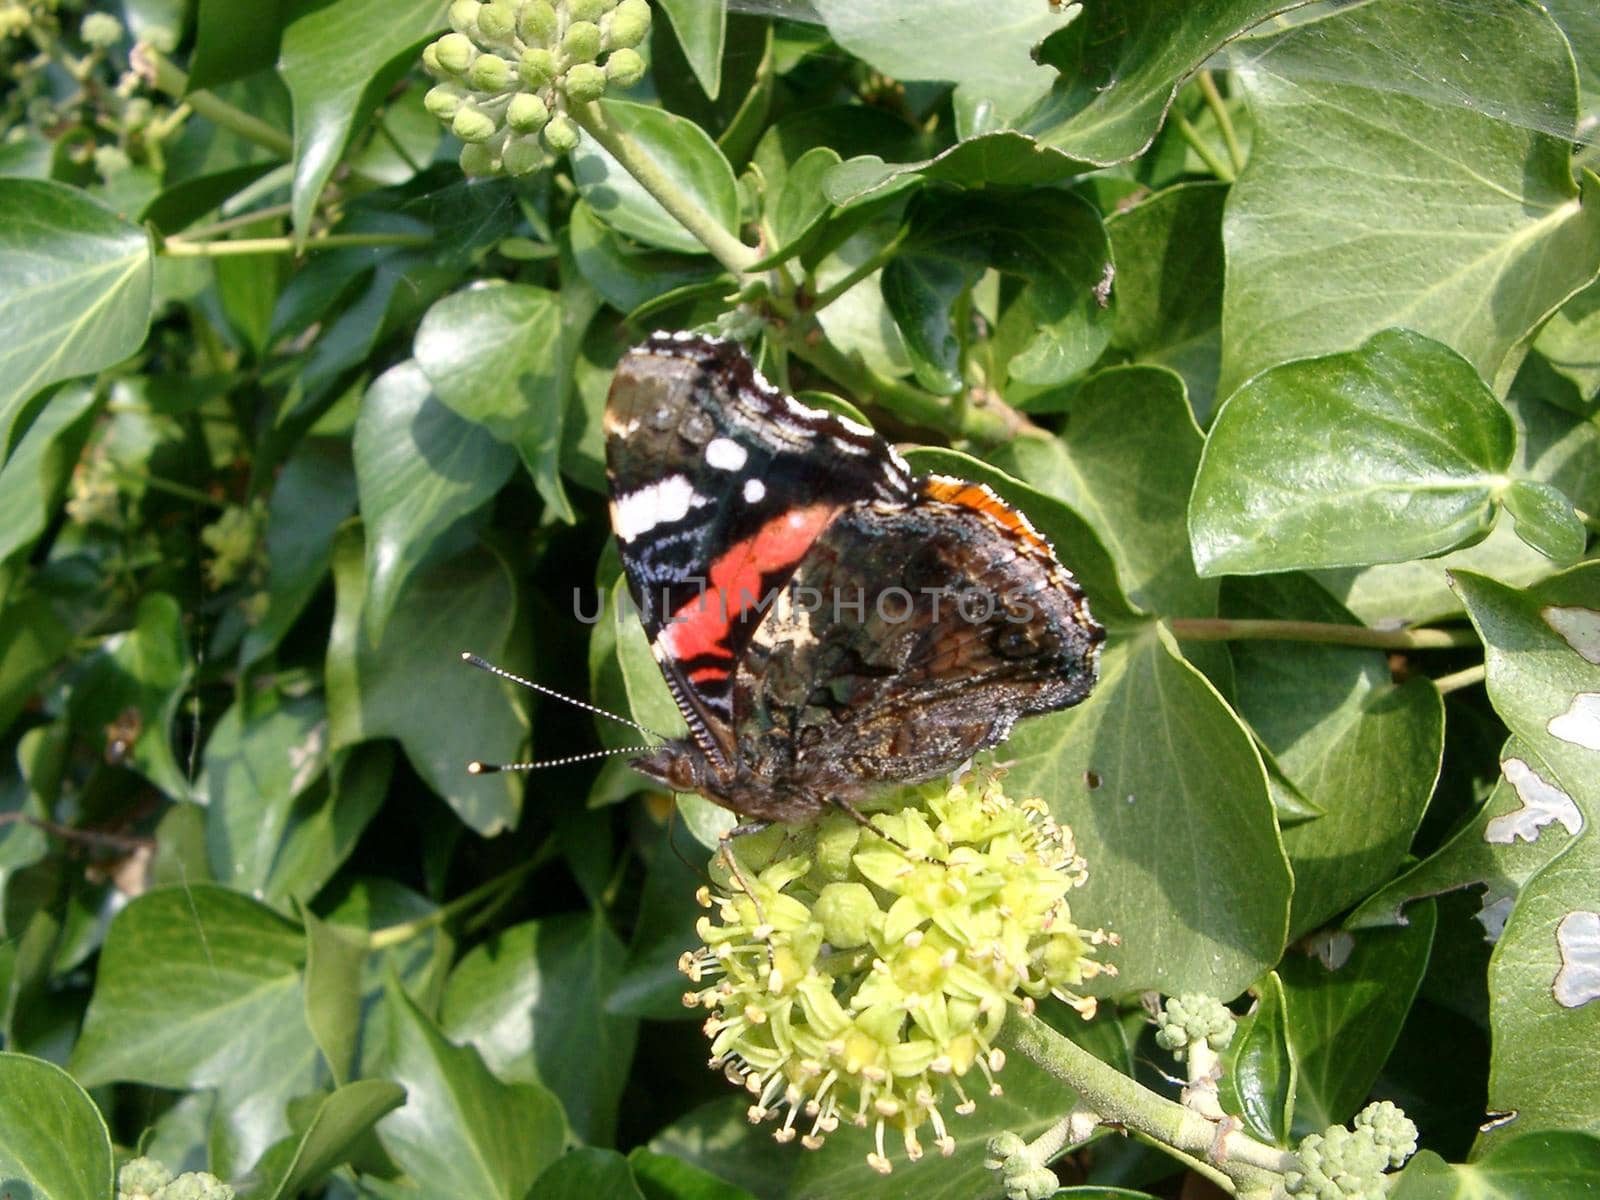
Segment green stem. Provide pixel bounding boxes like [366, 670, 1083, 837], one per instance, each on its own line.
[808, 228, 909, 315]
[366, 842, 555, 951]
[114, 471, 227, 509]
[570, 99, 761, 277]
[1434, 664, 1486, 694]
[1198, 71, 1245, 175]
[1007, 1011, 1292, 1193]
[1168, 617, 1477, 651]
[176, 202, 295, 241]
[1575, 507, 1600, 534]
[780, 332, 1044, 447]
[140, 47, 293, 159]
[161, 232, 432, 257]
[1175, 111, 1235, 183]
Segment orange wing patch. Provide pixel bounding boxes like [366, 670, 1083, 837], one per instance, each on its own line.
[919, 475, 1056, 561]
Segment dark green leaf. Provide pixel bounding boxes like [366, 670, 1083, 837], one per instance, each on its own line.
[1004, 628, 1291, 998]
[0, 179, 153, 450]
[1392, 1131, 1600, 1199]
[0, 593, 71, 739]
[569, 202, 723, 315]
[0, 1051, 114, 1200]
[761, 146, 840, 265]
[573, 100, 741, 255]
[0, 383, 97, 565]
[302, 905, 367, 1087]
[1280, 907, 1437, 1133]
[1535, 279, 1600, 401]
[1191, 330, 1516, 576]
[70, 885, 318, 1174]
[326, 528, 528, 836]
[534, 1148, 647, 1200]
[824, 132, 1084, 209]
[610, 824, 704, 1020]
[629, 1148, 758, 1200]
[1219, 0, 1600, 397]
[354, 360, 517, 640]
[441, 912, 639, 1145]
[188, 0, 288, 90]
[377, 982, 565, 1200]
[279, 0, 450, 236]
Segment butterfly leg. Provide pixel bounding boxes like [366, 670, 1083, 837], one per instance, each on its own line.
[717, 826, 776, 970]
[827, 795, 915, 855]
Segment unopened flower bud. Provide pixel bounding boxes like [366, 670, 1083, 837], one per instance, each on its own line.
[815, 882, 877, 949]
[421, 41, 445, 76]
[502, 136, 546, 176]
[506, 91, 550, 132]
[81, 11, 123, 47]
[518, 46, 556, 87]
[1354, 1101, 1418, 1169]
[424, 84, 465, 120]
[452, 102, 497, 143]
[122, 97, 153, 129]
[142, 24, 178, 52]
[118, 1157, 173, 1198]
[567, 0, 612, 20]
[153, 1171, 235, 1200]
[93, 145, 131, 177]
[468, 52, 512, 92]
[433, 32, 476, 74]
[518, 0, 557, 44]
[476, 0, 517, 41]
[562, 20, 602, 63]
[448, 0, 481, 33]
[543, 112, 579, 152]
[459, 142, 500, 175]
[563, 61, 607, 102]
[605, 47, 644, 88]
[603, 0, 651, 49]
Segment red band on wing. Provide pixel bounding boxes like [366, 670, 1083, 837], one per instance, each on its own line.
[658, 503, 839, 667]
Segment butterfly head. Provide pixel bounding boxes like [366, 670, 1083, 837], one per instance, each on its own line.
[631, 738, 720, 799]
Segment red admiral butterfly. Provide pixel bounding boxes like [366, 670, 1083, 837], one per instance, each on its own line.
[606, 332, 1103, 825]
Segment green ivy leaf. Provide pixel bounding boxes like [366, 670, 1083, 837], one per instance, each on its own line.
[279, 0, 449, 237]
[656, 0, 727, 100]
[1003, 628, 1291, 998]
[1219, 0, 1600, 397]
[609, 823, 705, 1020]
[1220, 971, 1294, 1145]
[570, 202, 722, 315]
[760, 145, 840, 265]
[188, 0, 288, 90]
[1228, 573, 1444, 937]
[0, 383, 97, 566]
[301, 904, 366, 1087]
[0, 1051, 114, 1200]
[1392, 1131, 1600, 1198]
[0, 179, 153, 452]
[534, 1148, 648, 1200]
[1535, 280, 1600, 402]
[70, 885, 318, 1175]
[377, 982, 565, 1200]
[413, 282, 580, 524]
[327, 528, 528, 835]
[628, 1148, 759, 1200]
[1281, 907, 1436, 1133]
[354, 361, 517, 642]
[1104, 182, 1227, 422]
[1191, 330, 1516, 576]
[441, 912, 639, 1145]
[824, 132, 1084, 209]
[572, 99, 741, 255]
[1502, 479, 1586, 564]
[249, 1079, 406, 1200]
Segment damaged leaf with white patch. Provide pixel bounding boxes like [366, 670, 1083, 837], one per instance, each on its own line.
[1487, 758, 1584, 844]
[1549, 693, 1600, 751]
[1555, 912, 1600, 1009]
[1545, 606, 1600, 666]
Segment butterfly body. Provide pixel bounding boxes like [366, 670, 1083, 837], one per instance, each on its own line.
[606, 332, 1103, 824]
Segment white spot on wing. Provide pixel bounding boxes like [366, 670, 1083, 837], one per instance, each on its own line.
[1554, 911, 1600, 1008]
[611, 476, 705, 543]
[1549, 693, 1600, 750]
[743, 478, 766, 503]
[705, 436, 748, 471]
[1544, 606, 1600, 665]
[1487, 758, 1583, 844]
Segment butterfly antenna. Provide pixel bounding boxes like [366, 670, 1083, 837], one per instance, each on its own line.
[468, 744, 653, 774]
[460, 651, 663, 740]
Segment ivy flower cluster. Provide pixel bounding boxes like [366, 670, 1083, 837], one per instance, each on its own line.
[680, 775, 1117, 1174]
[1286, 1101, 1420, 1200]
[118, 1157, 234, 1200]
[421, 0, 650, 176]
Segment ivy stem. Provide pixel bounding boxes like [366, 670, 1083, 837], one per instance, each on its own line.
[135, 45, 294, 160]
[1007, 1011, 1293, 1192]
[1575, 506, 1600, 534]
[780, 331, 1045, 447]
[109, 470, 227, 509]
[1434, 663, 1487, 694]
[807, 228, 909, 315]
[1197, 71, 1245, 174]
[570, 100, 761, 277]
[366, 840, 557, 951]
[1168, 618, 1477, 651]
[175, 202, 295, 241]
[1174, 112, 1235, 183]
[161, 233, 432, 257]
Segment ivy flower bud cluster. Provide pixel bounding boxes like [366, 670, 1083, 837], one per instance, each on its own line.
[118, 1157, 235, 1200]
[1285, 1101, 1419, 1199]
[680, 775, 1117, 1174]
[199, 498, 268, 592]
[420, 0, 651, 177]
[1153, 992, 1235, 1058]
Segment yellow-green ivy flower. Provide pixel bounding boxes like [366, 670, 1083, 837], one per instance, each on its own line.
[680, 774, 1117, 1174]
